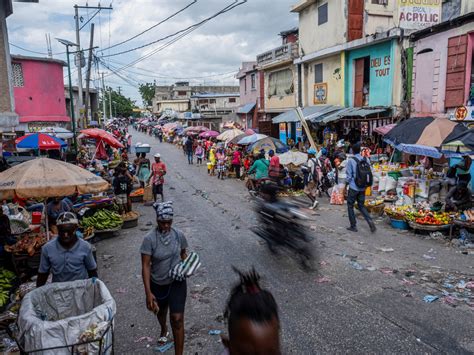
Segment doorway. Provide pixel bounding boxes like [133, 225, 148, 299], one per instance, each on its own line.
[354, 56, 370, 107]
[348, 0, 364, 41]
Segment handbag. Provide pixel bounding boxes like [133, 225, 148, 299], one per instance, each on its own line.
[169, 252, 201, 281]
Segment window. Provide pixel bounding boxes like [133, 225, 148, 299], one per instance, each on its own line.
[12, 63, 24, 87]
[177, 91, 187, 96]
[229, 98, 236, 103]
[210, 99, 216, 104]
[251, 74, 256, 89]
[372, 0, 388, 4]
[314, 63, 323, 83]
[318, 3, 328, 25]
[268, 69, 294, 97]
[243, 77, 247, 94]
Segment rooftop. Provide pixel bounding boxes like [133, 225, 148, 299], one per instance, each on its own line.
[11, 54, 66, 66]
[191, 93, 240, 98]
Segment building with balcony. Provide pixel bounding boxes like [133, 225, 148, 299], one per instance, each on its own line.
[236, 61, 260, 129]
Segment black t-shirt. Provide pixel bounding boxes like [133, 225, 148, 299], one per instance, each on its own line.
[113, 175, 131, 195]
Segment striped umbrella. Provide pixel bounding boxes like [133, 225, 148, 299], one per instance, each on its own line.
[441, 129, 474, 156]
[384, 117, 467, 158]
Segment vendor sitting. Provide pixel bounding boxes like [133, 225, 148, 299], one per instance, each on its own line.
[36, 212, 97, 287]
[47, 197, 72, 234]
[445, 182, 472, 212]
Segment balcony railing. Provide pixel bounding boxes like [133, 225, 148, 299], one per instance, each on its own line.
[257, 42, 298, 66]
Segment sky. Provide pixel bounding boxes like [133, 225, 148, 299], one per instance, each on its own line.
[7, 0, 298, 105]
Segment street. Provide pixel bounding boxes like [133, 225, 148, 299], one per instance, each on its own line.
[96, 129, 474, 354]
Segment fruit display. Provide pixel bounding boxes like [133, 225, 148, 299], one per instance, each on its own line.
[0, 268, 15, 307]
[122, 211, 139, 221]
[130, 188, 144, 197]
[384, 205, 415, 220]
[414, 212, 453, 225]
[81, 209, 123, 230]
[83, 226, 95, 240]
[461, 209, 474, 222]
[365, 199, 383, 207]
[4, 233, 47, 256]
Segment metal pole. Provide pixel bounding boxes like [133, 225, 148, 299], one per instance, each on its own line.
[108, 88, 113, 119]
[84, 23, 95, 125]
[66, 46, 78, 155]
[101, 72, 107, 127]
[74, 5, 84, 127]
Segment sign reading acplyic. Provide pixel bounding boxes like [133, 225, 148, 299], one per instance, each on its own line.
[398, 0, 442, 30]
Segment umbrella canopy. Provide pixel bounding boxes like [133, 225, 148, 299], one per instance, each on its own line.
[373, 123, 396, 136]
[183, 126, 209, 133]
[16, 133, 67, 150]
[384, 117, 468, 158]
[247, 137, 288, 154]
[217, 128, 244, 142]
[0, 157, 109, 199]
[38, 127, 74, 140]
[80, 128, 124, 148]
[237, 134, 268, 145]
[278, 150, 308, 166]
[244, 128, 255, 135]
[199, 130, 220, 138]
[441, 129, 474, 156]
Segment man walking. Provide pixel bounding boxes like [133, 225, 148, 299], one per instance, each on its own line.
[148, 153, 167, 202]
[185, 137, 194, 165]
[346, 143, 376, 233]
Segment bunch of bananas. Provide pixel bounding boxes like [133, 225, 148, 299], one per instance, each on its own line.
[81, 209, 123, 230]
[0, 268, 15, 307]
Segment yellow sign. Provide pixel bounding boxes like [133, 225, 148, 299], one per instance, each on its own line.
[455, 106, 468, 121]
[314, 83, 328, 104]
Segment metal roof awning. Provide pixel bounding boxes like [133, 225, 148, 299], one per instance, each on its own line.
[236, 103, 256, 114]
[317, 107, 388, 124]
[272, 105, 342, 124]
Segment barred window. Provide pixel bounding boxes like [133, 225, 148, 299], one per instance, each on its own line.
[12, 63, 24, 87]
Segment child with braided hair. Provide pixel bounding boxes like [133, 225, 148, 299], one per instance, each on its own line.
[222, 268, 281, 354]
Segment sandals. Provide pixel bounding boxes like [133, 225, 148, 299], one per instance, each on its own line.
[157, 332, 170, 345]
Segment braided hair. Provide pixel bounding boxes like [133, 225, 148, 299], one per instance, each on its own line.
[224, 268, 279, 333]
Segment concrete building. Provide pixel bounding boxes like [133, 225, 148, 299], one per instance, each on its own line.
[190, 93, 240, 115]
[152, 82, 239, 115]
[256, 28, 299, 137]
[0, 0, 18, 136]
[64, 86, 99, 123]
[11, 55, 70, 133]
[236, 61, 260, 129]
[410, 13, 474, 123]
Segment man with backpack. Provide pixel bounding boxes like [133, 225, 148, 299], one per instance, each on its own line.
[345, 143, 376, 233]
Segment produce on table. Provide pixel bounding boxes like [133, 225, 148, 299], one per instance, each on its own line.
[414, 212, 453, 225]
[365, 199, 383, 207]
[122, 211, 139, 221]
[83, 226, 95, 239]
[81, 209, 123, 230]
[4, 233, 47, 256]
[0, 268, 15, 307]
[130, 188, 144, 197]
[462, 209, 474, 222]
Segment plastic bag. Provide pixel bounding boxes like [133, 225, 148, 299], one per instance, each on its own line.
[143, 184, 153, 202]
[330, 184, 345, 205]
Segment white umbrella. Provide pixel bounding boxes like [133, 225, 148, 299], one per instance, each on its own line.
[38, 127, 74, 140]
[237, 134, 268, 145]
[278, 150, 308, 167]
[217, 128, 244, 142]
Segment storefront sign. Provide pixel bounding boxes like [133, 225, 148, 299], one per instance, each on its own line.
[398, 0, 441, 30]
[314, 83, 328, 104]
[279, 123, 287, 143]
[449, 106, 474, 121]
[370, 56, 391, 77]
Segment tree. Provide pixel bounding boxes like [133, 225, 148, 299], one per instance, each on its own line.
[139, 83, 155, 107]
[99, 87, 137, 117]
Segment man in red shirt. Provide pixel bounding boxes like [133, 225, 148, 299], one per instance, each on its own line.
[268, 150, 281, 183]
[148, 153, 167, 202]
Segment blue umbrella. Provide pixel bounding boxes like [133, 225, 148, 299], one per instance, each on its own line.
[237, 133, 268, 145]
[16, 133, 67, 150]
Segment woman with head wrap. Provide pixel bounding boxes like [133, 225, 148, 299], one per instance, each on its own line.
[140, 201, 188, 354]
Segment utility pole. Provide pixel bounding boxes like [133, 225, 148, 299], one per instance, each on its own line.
[73, 3, 113, 127]
[117, 86, 121, 95]
[101, 72, 107, 127]
[84, 23, 95, 126]
[109, 87, 113, 119]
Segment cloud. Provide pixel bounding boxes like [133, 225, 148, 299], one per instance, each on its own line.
[7, 0, 298, 102]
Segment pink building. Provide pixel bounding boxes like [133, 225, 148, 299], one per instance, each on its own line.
[236, 61, 260, 129]
[410, 14, 474, 122]
[11, 55, 70, 132]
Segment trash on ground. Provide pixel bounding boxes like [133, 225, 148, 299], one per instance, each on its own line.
[315, 276, 331, 283]
[422, 254, 436, 260]
[135, 336, 154, 343]
[423, 295, 439, 303]
[155, 342, 174, 353]
[208, 330, 222, 335]
[349, 261, 364, 270]
[377, 248, 394, 253]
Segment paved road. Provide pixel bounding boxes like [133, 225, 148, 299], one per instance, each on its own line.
[97, 129, 474, 354]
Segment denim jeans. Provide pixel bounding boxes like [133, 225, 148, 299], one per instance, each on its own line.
[187, 151, 193, 164]
[347, 188, 372, 227]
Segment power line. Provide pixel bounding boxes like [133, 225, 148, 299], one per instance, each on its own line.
[9, 43, 66, 56]
[101, 1, 247, 76]
[100, 0, 245, 58]
[100, 0, 197, 52]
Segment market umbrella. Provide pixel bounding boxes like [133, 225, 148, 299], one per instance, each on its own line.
[183, 126, 209, 133]
[0, 157, 109, 200]
[244, 128, 255, 135]
[373, 123, 396, 136]
[237, 134, 268, 145]
[384, 117, 467, 158]
[199, 130, 220, 138]
[15, 133, 67, 150]
[38, 127, 74, 140]
[217, 128, 244, 142]
[278, 150, 308, 167]
[247, 137, 288, 154]
[80, 128, 124, 148]
[441, 129, 474, 156]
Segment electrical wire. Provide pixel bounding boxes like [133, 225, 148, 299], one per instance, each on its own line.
[100, 0, 197, 52]
[10, 43, 66, 56]
[100, 0, 245, 58]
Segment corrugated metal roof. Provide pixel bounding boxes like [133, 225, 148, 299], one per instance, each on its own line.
[191, 93, 240, 98]
[318, 107, 388, 124]
[272, 105, 342, 124]
[237, 103, 256, 114]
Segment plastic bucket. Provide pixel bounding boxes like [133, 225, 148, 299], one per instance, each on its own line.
[31, 212, 42, 225]
[390, 218, 409, 230]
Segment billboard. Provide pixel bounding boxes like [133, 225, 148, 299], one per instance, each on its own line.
[398, 0, 442, 30]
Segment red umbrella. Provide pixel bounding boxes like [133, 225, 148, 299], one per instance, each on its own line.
[80, 128, 124, 148]
[199, 130, 220, 138]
